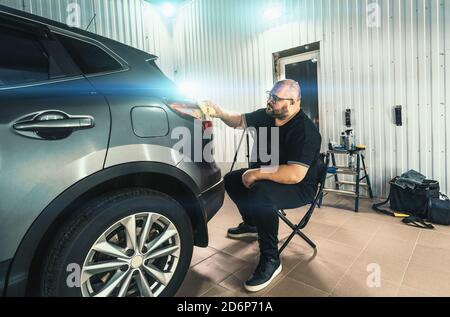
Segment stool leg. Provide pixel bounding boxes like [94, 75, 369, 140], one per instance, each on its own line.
[318, 192, 324, 208]
[279, 231, 296, 254]
[280, 228, 317, 254]
[298, 231, 317, 249]
[355, 153, 361, 212]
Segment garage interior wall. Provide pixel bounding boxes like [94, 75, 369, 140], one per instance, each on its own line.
[2, 0, 449, 197]
[173, 0, 450, 197]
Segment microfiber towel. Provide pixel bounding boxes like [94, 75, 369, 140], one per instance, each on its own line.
[394, 170, 426, 189]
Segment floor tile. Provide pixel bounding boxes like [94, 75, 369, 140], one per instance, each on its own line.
[221, 239, 259, 263]
[202, 285, 246, 297]
[374, 223, 420, 242]
[364, 236, 415, 260]
[301, 221, 340, 239]
[190, 252, 248, 284]
[409, 245, 450, 273]
[328, 227, 374, 250]
[396, 285, 434, 297]
[331, 270, 399, 297]
[349, 249, 409, 284]
[340, 216, 383, 235]
[191, 247, 219, 267]
[265, 277, 328, 297]
[417, 230, 450, 251]
[287, 259, 348, 293]
[402, 262, 450, 296]
[176, 270, 217, 297]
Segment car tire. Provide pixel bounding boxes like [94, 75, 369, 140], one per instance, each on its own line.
[40, 188, 193, 297]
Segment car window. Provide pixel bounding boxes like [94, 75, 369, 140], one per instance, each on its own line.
[55, 33, 123, 75]
[0, 27, 50, 86]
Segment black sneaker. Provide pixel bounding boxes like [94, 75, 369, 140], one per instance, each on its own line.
[244, 256, 282, 292]
[227, 222, 258, 239]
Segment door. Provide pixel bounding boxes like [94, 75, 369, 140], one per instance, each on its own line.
[278, 50, 320, 127]
[0, 13, 111, 262]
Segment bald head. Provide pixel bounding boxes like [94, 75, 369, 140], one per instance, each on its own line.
[273, 79, 301, 101]
[266, 79, 302, 120]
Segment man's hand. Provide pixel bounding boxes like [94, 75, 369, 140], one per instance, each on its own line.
[242, 169, 260, 188]
[199, 101, 244, 129]
[199, 101, 223, 119]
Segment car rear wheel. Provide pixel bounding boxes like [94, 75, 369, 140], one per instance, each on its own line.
[40, 188, 193, 297]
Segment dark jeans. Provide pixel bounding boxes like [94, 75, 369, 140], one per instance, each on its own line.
[224, 168, 317, 259]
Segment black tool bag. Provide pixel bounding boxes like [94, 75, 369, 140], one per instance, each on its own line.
[372, 177, 440, 218]
[426, 194, 450, 225]
[401, 196, 450, 229]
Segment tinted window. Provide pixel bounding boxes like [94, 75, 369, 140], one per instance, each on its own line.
[55, 34, 123, 75]
[0, 27, 49, 86]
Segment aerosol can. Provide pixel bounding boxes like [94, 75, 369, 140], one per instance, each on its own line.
[348, 153, 355, 169]
[340, 129, 356, 150]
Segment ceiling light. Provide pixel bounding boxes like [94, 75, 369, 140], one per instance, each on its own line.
[263, 6, 283, 20]
[161, 3, 177, 18]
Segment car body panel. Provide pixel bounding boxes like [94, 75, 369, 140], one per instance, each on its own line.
[0, 78, 111, 263]
[105, 144, 183, 168]
[0, 260, 10, 296]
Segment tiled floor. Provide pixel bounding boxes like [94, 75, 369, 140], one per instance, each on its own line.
[176, 193, 450, 297]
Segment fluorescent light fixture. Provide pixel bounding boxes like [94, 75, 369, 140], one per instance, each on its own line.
[161, 2, 177, 18]
[263, 6, 283, 20]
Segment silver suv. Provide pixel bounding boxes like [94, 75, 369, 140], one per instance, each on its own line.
[0, 5, 224, 297]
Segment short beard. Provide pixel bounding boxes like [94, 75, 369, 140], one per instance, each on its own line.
[266, 104, 289, 119]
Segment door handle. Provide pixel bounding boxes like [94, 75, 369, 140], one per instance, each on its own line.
[13, 111, 95, 140]
[13, 117, 94, 131]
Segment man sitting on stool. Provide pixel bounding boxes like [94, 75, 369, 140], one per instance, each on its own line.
[206, 79, 321, 292]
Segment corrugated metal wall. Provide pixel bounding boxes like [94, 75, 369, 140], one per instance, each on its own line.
[0, 0, 174, 76]
[174, 0, 450, 197]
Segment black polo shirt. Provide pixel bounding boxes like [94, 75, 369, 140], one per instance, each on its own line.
[243, 108, 322, 186]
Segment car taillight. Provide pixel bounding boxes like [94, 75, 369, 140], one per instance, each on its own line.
[202, 120, 213, 130]
[166, 99, 215, 161]
[166, 100, 214, 131]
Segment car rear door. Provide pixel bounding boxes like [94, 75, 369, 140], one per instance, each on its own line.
[0, 13, 111, 263]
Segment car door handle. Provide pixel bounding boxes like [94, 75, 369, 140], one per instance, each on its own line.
[13, 117, 94, 131]
[12, 111, 95, 140]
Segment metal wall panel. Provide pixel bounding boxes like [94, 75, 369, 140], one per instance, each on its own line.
[174, 0, 450, 197]
[0, 0, 23, 10]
